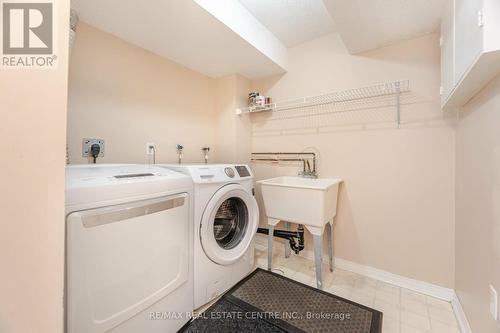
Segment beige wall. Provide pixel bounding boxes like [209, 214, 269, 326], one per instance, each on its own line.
[455, 74, 500, 333]
[0, 1, 70, 333]
[250, 32, 456, 288]
[214, 74, 252, 164]
[68, 23, 217, 164]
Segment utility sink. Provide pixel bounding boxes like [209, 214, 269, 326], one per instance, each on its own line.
[258, 176, 342, 290]
[257, 176, 342, 235]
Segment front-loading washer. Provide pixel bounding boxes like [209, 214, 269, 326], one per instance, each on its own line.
[160, 164, 258, 309]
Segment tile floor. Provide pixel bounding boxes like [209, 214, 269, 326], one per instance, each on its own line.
[254, 246, 460, 333]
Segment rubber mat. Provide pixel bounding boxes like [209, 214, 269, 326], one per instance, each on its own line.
[179, 268, 382, 333]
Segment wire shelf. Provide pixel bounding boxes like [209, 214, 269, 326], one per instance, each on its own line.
[236, 80, 410, 117]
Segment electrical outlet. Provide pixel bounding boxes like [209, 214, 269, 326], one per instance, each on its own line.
[490, 284, 498, 321]
[146, 142, 155, 155]
[82, 138, 104, 157]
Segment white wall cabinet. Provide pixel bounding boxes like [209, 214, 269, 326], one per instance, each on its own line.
[453, 0, 483, 85]
[440, 0, 455, 106]
[441, 0, 500, 109]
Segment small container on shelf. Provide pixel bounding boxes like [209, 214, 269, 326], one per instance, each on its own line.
[247, 92, 273, 112]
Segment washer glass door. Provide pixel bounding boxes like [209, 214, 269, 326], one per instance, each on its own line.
[200, 184, 258, 265]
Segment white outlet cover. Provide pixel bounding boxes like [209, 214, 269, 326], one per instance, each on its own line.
[490, 284, 498, 321]
[82, 138, 105, 157]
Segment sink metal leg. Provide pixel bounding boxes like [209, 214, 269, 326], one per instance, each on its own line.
[268, 224, 274, 271]
[313, 234, 323, 290]
[284, 221, 291, 258]
[327, 222, 334, 272]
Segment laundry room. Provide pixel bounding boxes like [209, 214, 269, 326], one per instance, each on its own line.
[2, 1, 500, 333]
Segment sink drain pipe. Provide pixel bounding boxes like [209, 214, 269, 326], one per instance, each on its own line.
[256, 225, 305, 254]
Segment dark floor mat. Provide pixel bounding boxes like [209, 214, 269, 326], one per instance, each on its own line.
[179, 298, 288, 333]
[179, 268, 382, 333]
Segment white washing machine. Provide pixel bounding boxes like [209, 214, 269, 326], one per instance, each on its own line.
[161, 164, 259, 309]
[65, 164, 193, 333]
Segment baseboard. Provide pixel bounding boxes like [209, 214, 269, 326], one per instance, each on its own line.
[255, 234, 455, 301]
[451, 292, 473, 333]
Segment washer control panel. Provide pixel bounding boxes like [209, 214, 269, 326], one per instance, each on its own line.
[235, 165, 250, 177]
[224, 167, 235, 178]
[178, 164, 253, 183]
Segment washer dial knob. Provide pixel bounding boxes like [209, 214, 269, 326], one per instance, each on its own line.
[224, 167, 235, 178]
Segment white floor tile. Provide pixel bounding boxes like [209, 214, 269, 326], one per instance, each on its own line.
[430, 318, 460, 333]
[332, 273, 357, 289]
[377, 281, 402, 295]
[374, 299, 402, 321]
[401, 298, 429, 316]
[428, 306, 458, 326]
[425, 296, 452, 311]
[376, 289, 402, 305]
[324, 284, 353, 299]
[291, 270, 316, 287]
[402, 289, 428, 303]
[354, 277, 379, 297]
[382, 317, 401, 333]
[401, 324, 430, 333]
[401, 311, 431, 331]
[252, 247, 458, 333]
[350, 290, 375, 307]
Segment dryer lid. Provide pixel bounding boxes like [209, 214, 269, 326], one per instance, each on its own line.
[65, 164, 192, 207]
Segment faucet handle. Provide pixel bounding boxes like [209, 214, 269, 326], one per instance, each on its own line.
[201, 147, 210, 164]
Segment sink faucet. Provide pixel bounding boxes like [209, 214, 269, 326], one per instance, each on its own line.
[201, 147, 210, 164]
[176, 144, 184, 164]
[299, 159, 317, 178]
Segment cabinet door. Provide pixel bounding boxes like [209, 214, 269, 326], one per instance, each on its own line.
[454, 0, 484, 84]
[483, 0, 500, 52]
[441, 0, 455, 106]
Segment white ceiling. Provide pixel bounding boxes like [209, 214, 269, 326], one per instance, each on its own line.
[324, 0, 447, 54]
[239, 0, 336, 48]
[72, 0, 448, 79]
[71, 0, 287, 79]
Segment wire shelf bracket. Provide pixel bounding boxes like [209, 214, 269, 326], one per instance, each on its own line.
[236, 80, 410, 128]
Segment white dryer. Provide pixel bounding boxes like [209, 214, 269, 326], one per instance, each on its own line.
[65, 164, 193, 333]
[161, 164, 259, 309]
